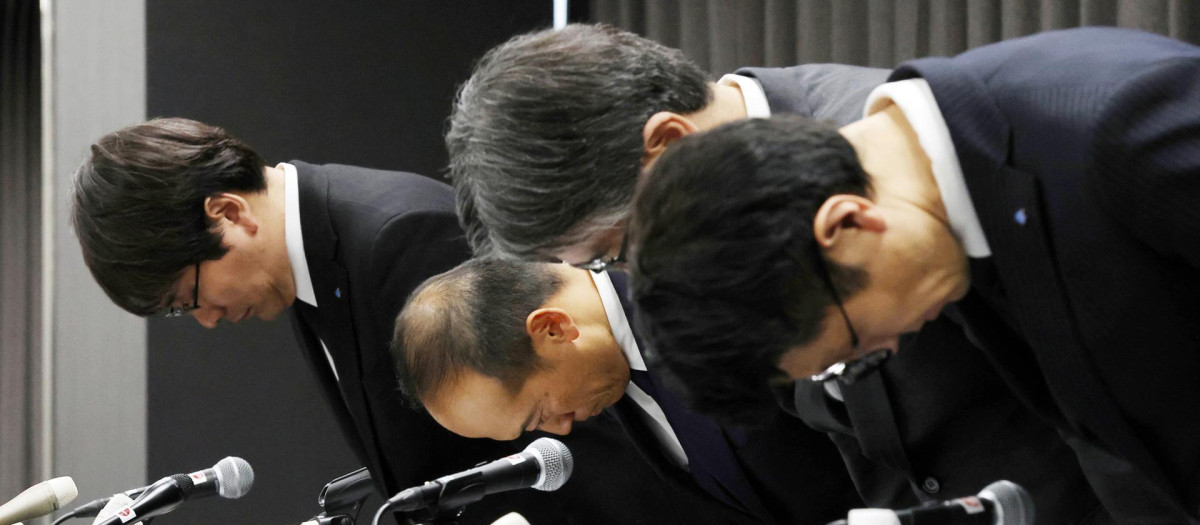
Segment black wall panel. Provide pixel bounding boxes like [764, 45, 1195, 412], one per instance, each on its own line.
[146, 2, 554, 522]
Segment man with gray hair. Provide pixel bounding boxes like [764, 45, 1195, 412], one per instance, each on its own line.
[445, 23, 1107, 520]
[447, 23, 883, 262]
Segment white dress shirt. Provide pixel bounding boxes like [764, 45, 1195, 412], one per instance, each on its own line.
[590, 270, 690, 469]
[280, 162, 339, 381]
[864, 80, 992, 257]
[719, 74, 772, 119]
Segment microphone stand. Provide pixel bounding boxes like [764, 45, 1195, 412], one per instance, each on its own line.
[303, 514, 354, 525]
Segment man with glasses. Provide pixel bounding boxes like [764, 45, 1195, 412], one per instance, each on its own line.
[70, 118, 696, 525]
[392, 258, 862, 524]
[447, 24, 1108, 522]
[628, 27, 1200, 523]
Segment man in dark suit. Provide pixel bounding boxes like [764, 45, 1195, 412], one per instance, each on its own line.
[69, 118, 719, 525]
[393, 259, 863, 524]
[628, 27, 1200, 523]
[449, 23, 1105, 522]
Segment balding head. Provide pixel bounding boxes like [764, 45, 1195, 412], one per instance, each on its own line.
[392, 259, 565, 407]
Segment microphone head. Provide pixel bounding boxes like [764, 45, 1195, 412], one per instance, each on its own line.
[47, 477, 79, 508]
[525, 438, 572, 492]
[490, 512, 531, 525]
[979, 480, 1035, 525]
[213, 457, 255, 499]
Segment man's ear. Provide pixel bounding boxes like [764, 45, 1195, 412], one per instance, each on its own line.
[641, 112, 700, 168]
[526, 308, 580, 346]
[812, 194, 886, 248]
[204, 193, 259, 234]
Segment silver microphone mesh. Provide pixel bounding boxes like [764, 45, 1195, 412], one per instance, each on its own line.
[527, 438, 573, 492]
[213, 457, 255, 499]
[979, 480, 1035, 525]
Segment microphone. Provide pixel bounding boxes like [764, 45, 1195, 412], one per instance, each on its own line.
[93, 457, 255, 525]
[0, 476, 78, 525]
[490, 512, 531, 525]
[64, 456, 253, 522]
[828, 480, 1035, 525]
[387, 437, 572, 513]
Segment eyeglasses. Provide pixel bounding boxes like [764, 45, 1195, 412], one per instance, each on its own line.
[570, 232, 628, 274]
[164, 262, 201, 318]
[809, 245, 860, 351]
[784, 244, 893, 384]
[785, 243, 859, 350]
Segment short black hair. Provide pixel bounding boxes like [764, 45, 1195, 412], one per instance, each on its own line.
[392, 259, 564, 406]
[629, 115, 870, 424]
[71, 118, 265, 315]
[447, 23, 711, 259]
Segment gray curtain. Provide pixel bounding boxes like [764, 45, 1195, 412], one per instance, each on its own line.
[592, 0, 1200, 74]
[1, 0, 43, 497]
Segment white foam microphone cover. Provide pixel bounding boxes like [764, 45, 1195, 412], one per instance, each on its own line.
[490, 512, 532, 525]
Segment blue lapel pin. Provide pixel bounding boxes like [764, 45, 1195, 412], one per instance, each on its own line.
[334, 287, 342, 298]
[1014, 208, 1027, 226]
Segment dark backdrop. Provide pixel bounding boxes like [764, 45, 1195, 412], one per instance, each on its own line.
[144, 2, 585, 523]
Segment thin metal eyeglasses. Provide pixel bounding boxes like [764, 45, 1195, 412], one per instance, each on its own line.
[164, 262, 201, 318]
[570, 232, 628, 274]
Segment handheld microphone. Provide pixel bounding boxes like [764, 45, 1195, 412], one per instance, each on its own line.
[387, 437, 573, 513]
[0, 476, 78, 525]
[63, 456, 253, 522]
[93, 457, 255, 525]
[827, 480, 1034, 525]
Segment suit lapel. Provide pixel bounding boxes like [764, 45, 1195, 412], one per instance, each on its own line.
[608, 271, 774, 523]
[293, 162, 384, 475]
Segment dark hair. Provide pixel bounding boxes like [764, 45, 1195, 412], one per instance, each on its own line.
[392, 259, 564, 406]
[446, 23, 711, 259]
[71, 118, 266, 315]
[629, 115, 870, 424]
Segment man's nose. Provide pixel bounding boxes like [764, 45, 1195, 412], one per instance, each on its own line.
[191, 307, 221, 329]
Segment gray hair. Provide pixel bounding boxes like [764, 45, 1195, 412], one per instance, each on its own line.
[446, 24, 711, 260]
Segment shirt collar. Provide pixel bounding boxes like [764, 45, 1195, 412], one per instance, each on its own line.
[280, 162, 318, 307]
[718, 74, 772, 119]
[864, 79, 992, 258]
[588, 270, 645, 372]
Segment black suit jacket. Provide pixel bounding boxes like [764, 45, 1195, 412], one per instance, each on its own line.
[607, 272, 862, 524]
[736, 65, 1108, 523]
[285, 161, 770, 524]
[891, 27, 1200, 522]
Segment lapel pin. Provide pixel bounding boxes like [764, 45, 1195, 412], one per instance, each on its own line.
[335, 287, 342, 298]
[1014, 208, 1027, 226]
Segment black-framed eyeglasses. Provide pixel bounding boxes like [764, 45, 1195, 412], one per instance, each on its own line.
[809, 245, 860, 351]
[164, 262, 201, 318]
[570, 232, 628, 274]
[783, 244, 893, 384]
